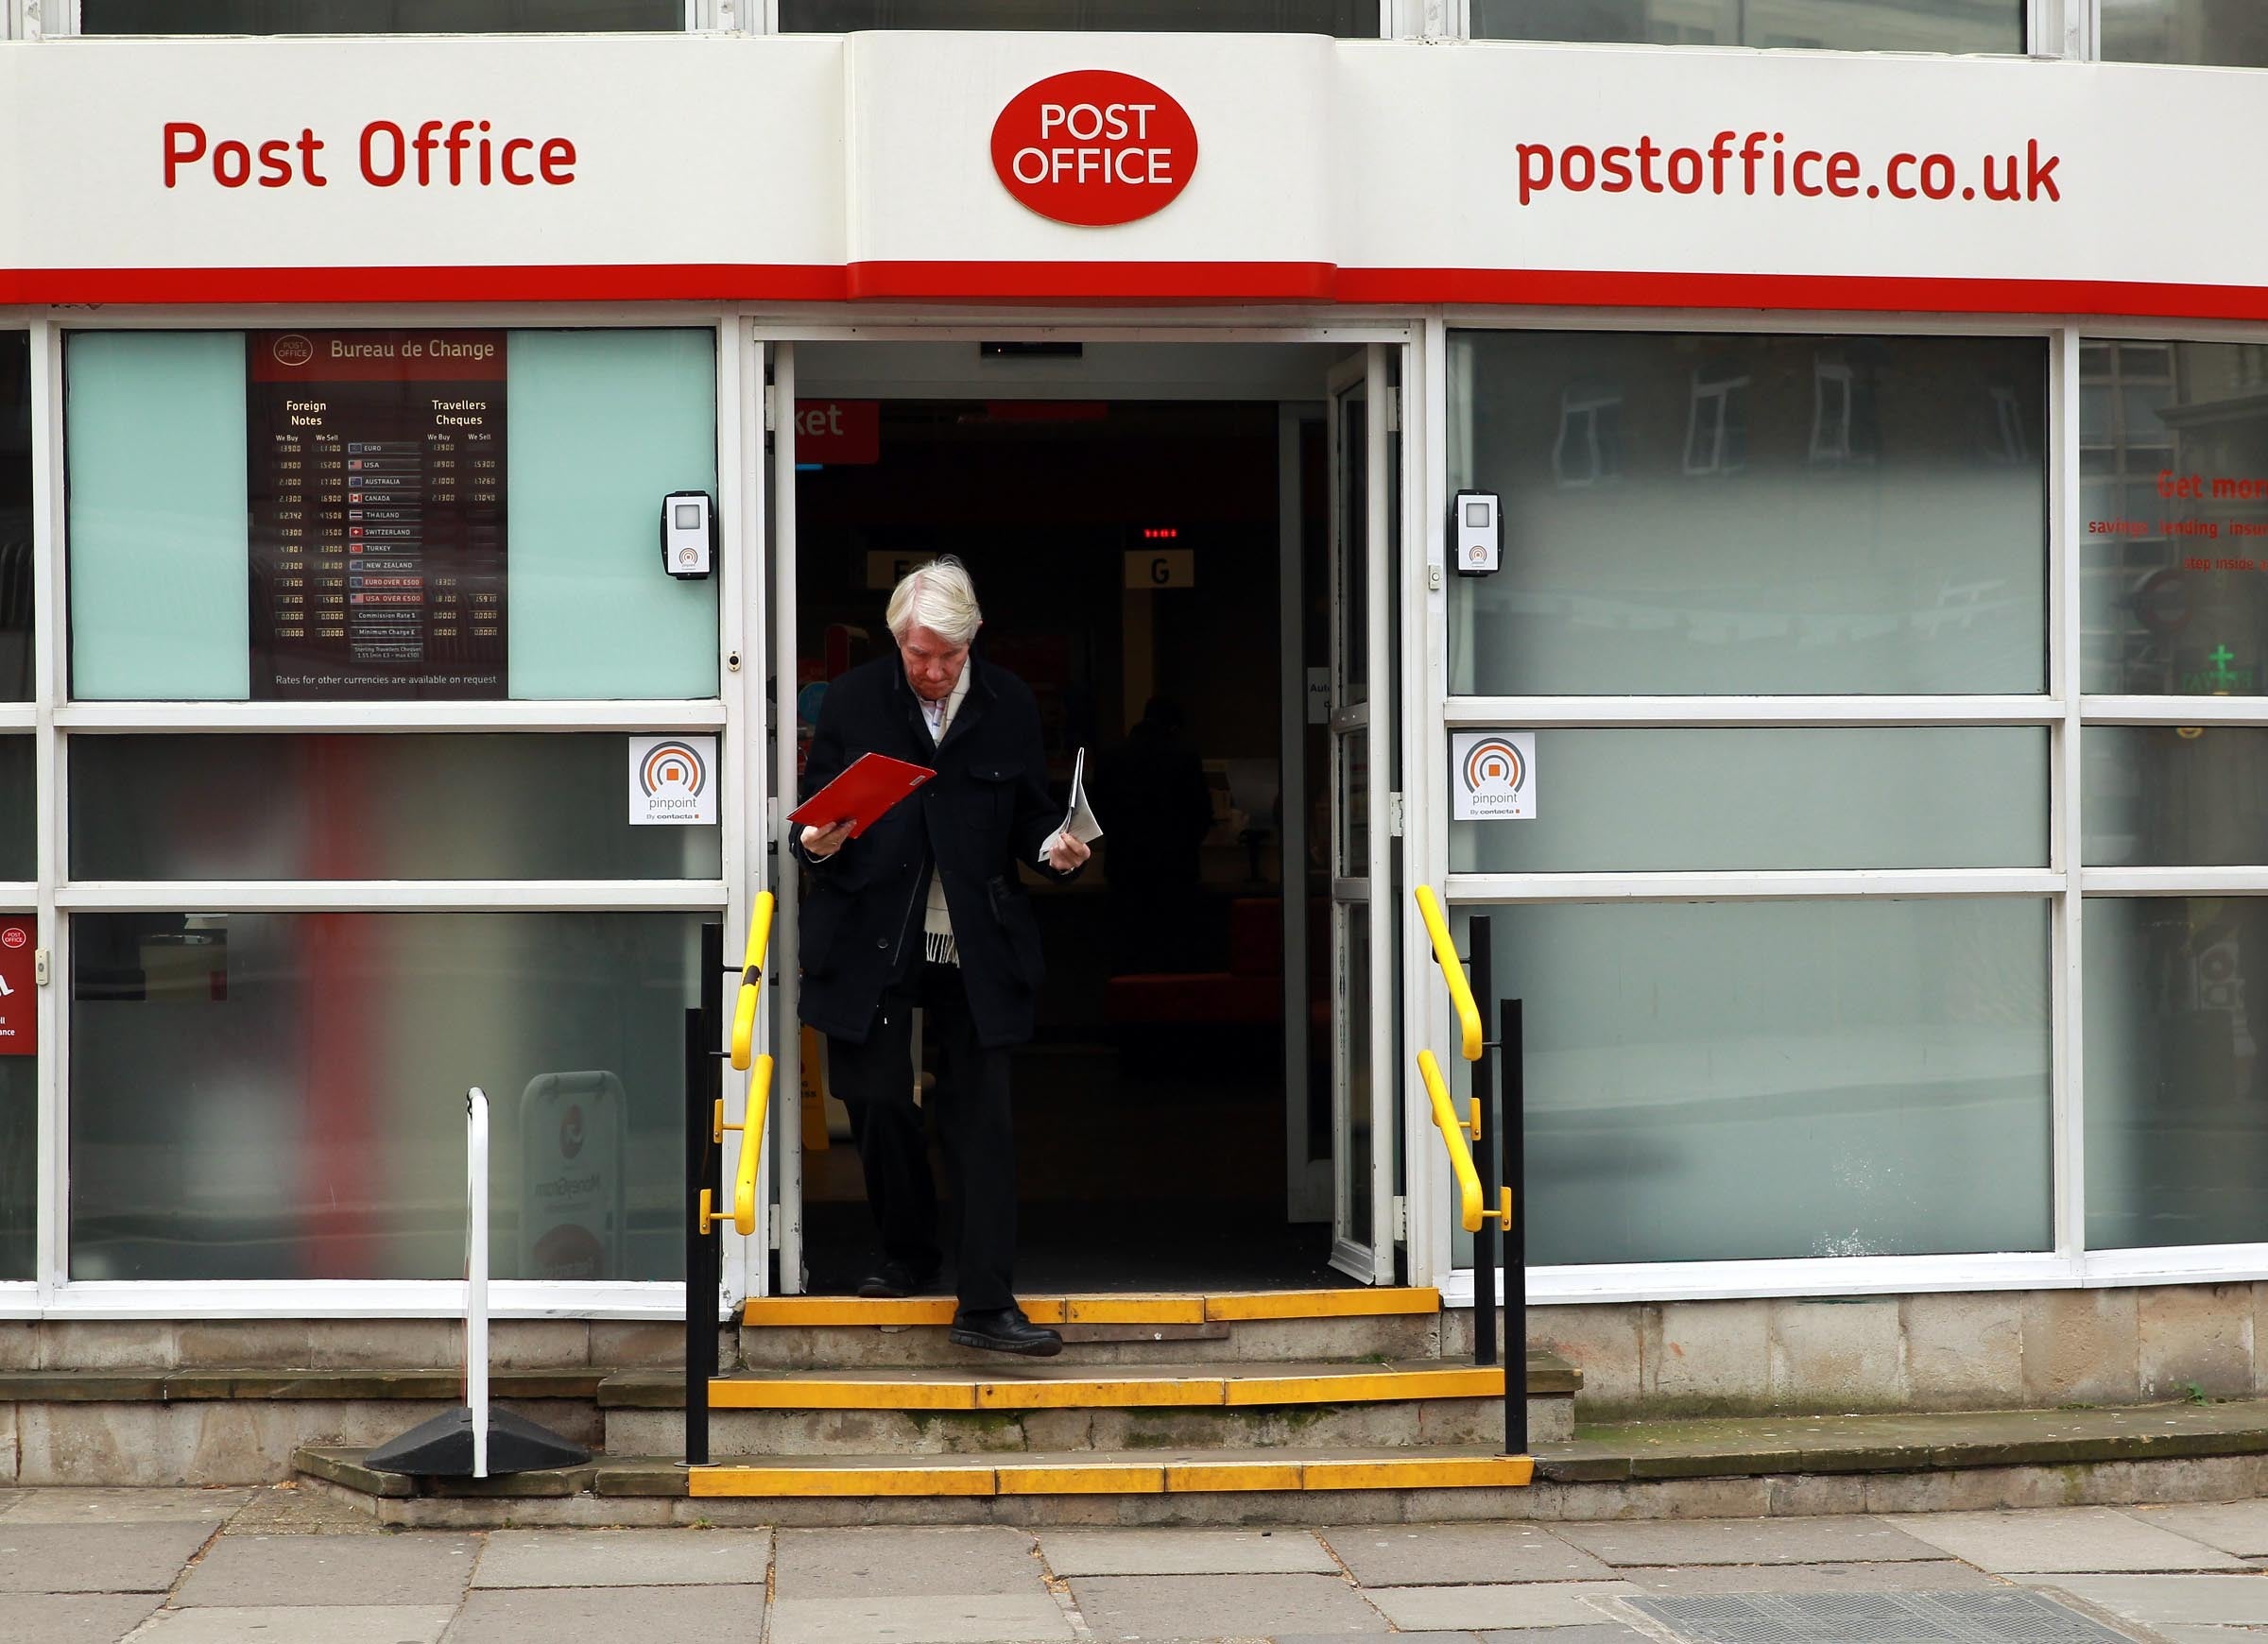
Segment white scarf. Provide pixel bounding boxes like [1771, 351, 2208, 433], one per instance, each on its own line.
[919, 664, 971, 967]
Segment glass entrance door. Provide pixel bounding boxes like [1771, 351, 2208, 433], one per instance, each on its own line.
[1327, 347, 1395, 1283]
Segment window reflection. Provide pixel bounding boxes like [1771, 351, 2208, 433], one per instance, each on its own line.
[1471, 0, 2021, 52]
[2103, 0, 2268, 66]
[1, 334, 26, 705]
[2081, 340, 2268, 696]
[80, 0, 681, 30]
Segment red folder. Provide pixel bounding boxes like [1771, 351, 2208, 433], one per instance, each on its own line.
[788, 752, 936, 838]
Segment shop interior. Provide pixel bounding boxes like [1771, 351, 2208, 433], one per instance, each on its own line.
[787, 343, 1351, 1293]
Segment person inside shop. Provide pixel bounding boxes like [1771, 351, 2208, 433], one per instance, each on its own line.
[793, 557, 1091, 1357]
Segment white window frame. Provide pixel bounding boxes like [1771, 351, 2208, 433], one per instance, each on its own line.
[4, 303, 767, 1324]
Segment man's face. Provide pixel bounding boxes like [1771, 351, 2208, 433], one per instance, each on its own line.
[898, 624, 973, 703]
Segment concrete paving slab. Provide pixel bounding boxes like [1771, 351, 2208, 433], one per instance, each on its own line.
[443, 1585, 770, 1644]
[2154, 1629, 2268, 1644]
[774, 1527, 1044, 1597]
[768, 1592, 1074, 1644]
[222, 1487, 382, 1536]
[2126, 1503, 2268, 1558]
[1319, 1524, 1613, 1587]
[2021, 1576, 2268, 1628]
[122, 1605, 455, 1642]
[1271, 1635, 1481, 1644]
[5, 1490, 252, 1525]
[0, 1492, 24, 1520]
[1893, 1508, 2257, 1573]
[1616, 1560, 2003, 1594]
[0, 1593, 163, 1644]
[1366, 1582, 1643, 1631]
[0, 1521, 217, 1593]
[1039, 1530, 1335, 1576]
[1071, 1573, 1385, 1638]
[472, 1527, 771, 1588]
[1478, 1630, 1658, 1644]
[1551, 1515, 1945, 1567]
[177, 1533, 478, 1607]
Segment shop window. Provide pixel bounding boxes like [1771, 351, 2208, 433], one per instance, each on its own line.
[2080, 338, 2268, 697]
[2085, 897, 2268, 1249]
[1469, 0, 2022, 52]
[1463, 898, 2053, 1265]
[1552, 385, 1623, 488]
[79, 0, 683, 32]
[0, 738, 27, 882]
[69, 912, 698, 1281]
[72, 733, 722, 881]
[66, 328, 719, 702]
[779, 0, 1377, 33]
[0, 1031, 26, 1280]
[1447, 330, 2049, 695]
[2083, 726, 2268, 866]
[1450, 727, 2048, 874]
[1, 332, 27, 704]
[2102, 0, 2268, 66]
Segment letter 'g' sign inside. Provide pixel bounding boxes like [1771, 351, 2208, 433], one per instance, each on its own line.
[990, 70, 1197, 227]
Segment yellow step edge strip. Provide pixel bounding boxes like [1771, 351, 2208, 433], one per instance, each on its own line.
[688, 1453, 1535, 1498]
[738, 1288, 1441, 1329]
[708, 1364, 1504, 1412]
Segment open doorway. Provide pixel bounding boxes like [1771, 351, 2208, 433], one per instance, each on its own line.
[782, 344, 1356, 1294]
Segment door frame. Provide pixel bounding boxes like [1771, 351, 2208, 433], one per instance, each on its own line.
[745, 317, 1429, 1295]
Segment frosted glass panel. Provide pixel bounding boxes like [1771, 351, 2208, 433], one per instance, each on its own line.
[0, 1055, 26, 1279]
[1471, 0, 2021, 49]
[507, 331, 718, 699]
[0, 738, 28, 882]
[2079, 339, 2268, 695]
[1, 331, 27, 704]
[2085, 897, 2268, 1249]
[72, 734, 720, 880]
[67, 333, 251, 700]
[70, 912, 699, 1281]
[2103, 0, 2268, 65]
[84, 0, 681, 28]
[2084, 726, 2268, 866]
[1461, 899, 2053, 1264]
[1448, 331, 2048, 695]
[1452, 728, 2047, 873]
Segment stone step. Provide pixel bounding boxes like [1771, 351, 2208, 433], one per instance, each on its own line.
[294, 1396, 2268, 1528]
[736, 1287, 1446, 1367]
[598, 1355, 1578, 1454]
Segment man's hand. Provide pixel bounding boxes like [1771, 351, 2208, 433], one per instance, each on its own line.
[1046, 832, 1091, 874]
[801, 821, 852, 859]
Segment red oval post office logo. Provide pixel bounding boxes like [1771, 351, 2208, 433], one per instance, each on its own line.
[0, 928, 23, 950]
[990, 70, 1197, 228]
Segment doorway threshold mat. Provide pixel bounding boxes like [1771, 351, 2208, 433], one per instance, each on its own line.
[1630, 1590, 2139, 1644]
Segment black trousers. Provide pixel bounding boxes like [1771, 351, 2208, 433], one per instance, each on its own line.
[825, 964, 1018, 1312]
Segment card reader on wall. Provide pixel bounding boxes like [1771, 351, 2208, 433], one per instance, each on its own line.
[660, 491, 717, 580]
[1452, 489, 1502, 576]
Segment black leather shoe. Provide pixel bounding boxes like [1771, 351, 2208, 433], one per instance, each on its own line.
[949, 1306, 1063, 1357]
[856, 1259, 940, 1299]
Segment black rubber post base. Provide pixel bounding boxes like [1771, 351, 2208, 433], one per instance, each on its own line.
[364, 1405, 592, 1478]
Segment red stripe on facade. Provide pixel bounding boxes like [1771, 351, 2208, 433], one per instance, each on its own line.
[9, 262, 2268, 321]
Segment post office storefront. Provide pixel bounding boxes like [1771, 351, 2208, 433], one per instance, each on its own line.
[4, 22, 2267, 1407]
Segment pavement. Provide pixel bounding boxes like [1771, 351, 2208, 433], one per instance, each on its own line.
[2, 1487, 2267, 1643]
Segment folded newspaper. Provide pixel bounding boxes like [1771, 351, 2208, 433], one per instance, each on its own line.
[1038, 747, 1104, 863]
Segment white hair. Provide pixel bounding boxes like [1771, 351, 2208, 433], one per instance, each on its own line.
[885, 556, 983, 647]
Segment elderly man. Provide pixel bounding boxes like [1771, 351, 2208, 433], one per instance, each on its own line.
[794, 557, 1090, 1356]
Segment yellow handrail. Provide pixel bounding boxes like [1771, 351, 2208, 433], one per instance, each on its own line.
[1415, 884, 1484, 1062]
[1418, 1049, 1510, 1237]
[730, 891, 777, 1072]
[730, 1053, 774, 1237]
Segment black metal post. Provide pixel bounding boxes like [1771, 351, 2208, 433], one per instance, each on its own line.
[1467, 914, 1497, 1370]
[1500, 995, 1528, 1456]
[683, 921, 725, 1467]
